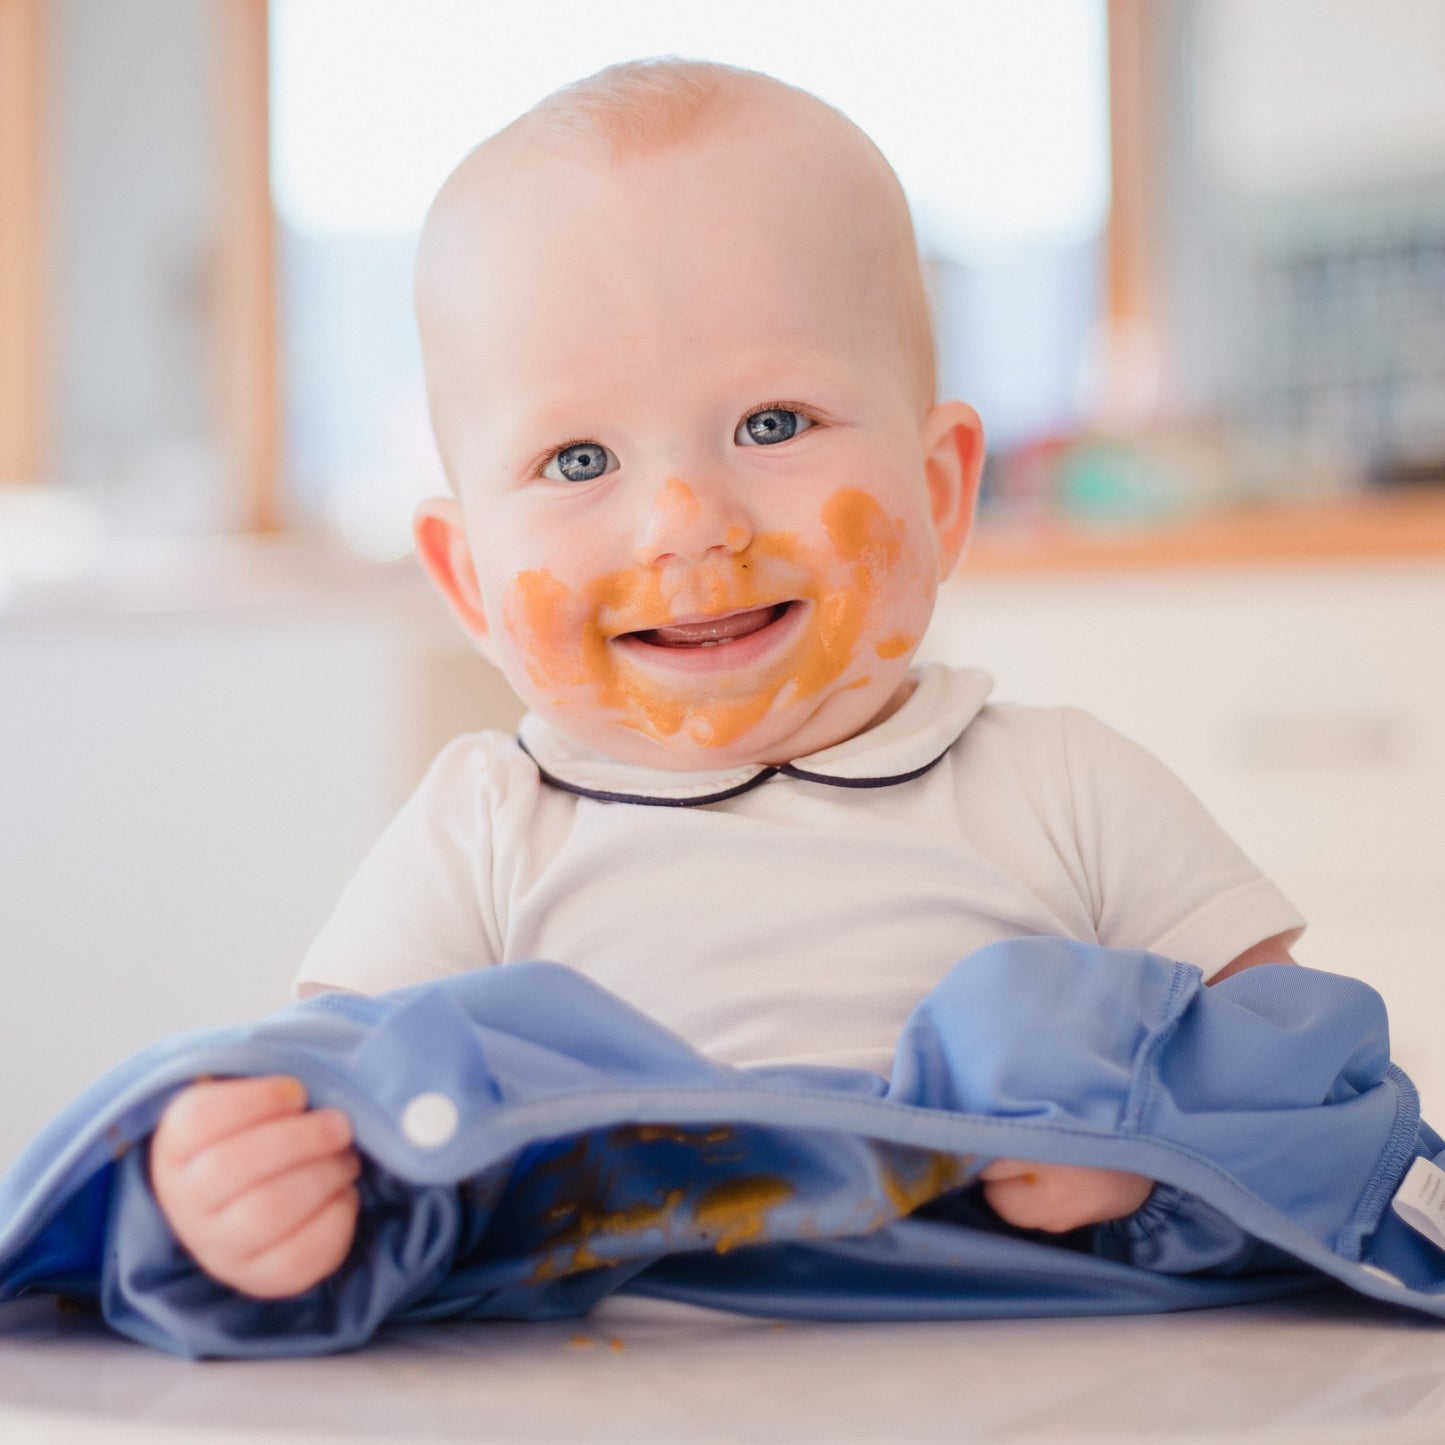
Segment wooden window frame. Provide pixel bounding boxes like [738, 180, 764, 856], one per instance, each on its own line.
[217, 0, 282, 533]
[0, 0, 47, 485]
[0, 0, 281, 526]
[1103, 0, 1162, 412]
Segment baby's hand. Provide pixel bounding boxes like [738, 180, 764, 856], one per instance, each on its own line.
[979, 1160, 1153, 1232]
[149, 1075, 361, 1299]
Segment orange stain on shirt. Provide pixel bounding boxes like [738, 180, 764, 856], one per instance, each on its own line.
[503, 487, 919, 750]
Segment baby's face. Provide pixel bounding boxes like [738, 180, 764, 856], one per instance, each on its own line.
[417, 119, 981, 770]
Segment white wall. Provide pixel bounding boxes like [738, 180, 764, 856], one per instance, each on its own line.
[0, 585, 519, 1171]
[1195, 0, 1445, 196]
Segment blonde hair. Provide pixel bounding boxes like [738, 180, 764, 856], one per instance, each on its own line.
[425, 58, 937, 411]
[503, 55, 757, 158]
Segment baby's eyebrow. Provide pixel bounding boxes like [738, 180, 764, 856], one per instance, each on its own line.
[729, 351, 857, 396]
[497, 353, 859, 451]
[501, 411, 610, 462]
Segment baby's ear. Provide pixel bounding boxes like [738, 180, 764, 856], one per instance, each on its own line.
[413, 497, 497, 663]
[920, 400, 985, 576]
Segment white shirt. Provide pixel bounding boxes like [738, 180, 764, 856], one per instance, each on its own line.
[296, 665, 1305, 1076]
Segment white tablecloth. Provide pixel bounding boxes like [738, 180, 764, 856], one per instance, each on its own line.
[4, 1291, 1445, 1444]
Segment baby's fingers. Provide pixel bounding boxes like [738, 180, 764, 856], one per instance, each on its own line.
[210, 1150, 363, 1271]
[173, 1106, 355, 1216]
[228, 1184, 362, 1300]
[154, 1075, 308, 1166]
[981, 1162, 1153, 1232]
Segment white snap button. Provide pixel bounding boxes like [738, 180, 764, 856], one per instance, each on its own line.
[1359, 1263, 1406, 1289]
[401, 1091, 460, 1149]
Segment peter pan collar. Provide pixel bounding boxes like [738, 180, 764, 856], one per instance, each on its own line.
[515, 664, 994, 808]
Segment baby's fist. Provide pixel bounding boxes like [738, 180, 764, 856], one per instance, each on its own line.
[979, 1160, 1153, 1233]
[149, 1075, 361, 1299]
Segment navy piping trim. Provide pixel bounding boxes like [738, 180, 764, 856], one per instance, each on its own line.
[518, 739, 779, 808]
[517, 738, 954, 807]
[776, 748, 951, 789]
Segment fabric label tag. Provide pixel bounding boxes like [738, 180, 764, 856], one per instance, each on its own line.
[1390, 1156, 1445, 1251]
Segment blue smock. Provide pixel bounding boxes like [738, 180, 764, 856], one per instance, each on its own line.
[2, 939, 1442, 1358]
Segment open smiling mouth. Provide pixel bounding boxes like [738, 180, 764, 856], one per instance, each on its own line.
[619, 601, 799, 650]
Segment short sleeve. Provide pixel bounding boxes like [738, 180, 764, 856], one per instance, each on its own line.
[1060, 708, 1306, 977]
[293, 735, 506, 999]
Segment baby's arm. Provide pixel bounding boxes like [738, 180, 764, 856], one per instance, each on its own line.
[149, 1076, 361, 1299]
[980, 930, 1298, 1233]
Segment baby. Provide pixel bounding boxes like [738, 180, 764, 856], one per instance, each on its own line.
[149, 60, 1305, 1300]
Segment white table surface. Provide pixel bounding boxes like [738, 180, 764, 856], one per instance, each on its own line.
[5, 1291, 1445, 1445]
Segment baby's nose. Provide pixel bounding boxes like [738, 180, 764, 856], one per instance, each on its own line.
[634, 476, 751, 568]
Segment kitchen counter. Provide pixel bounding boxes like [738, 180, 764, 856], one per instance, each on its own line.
[963, 491, 1445, 575]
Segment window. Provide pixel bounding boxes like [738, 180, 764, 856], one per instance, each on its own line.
[270, 0, 1110, 555]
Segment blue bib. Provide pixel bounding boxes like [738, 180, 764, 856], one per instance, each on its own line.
[2, 940, 1441, 1358]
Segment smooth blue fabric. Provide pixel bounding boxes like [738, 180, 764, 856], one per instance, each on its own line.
[2, 939, 1443, 1358]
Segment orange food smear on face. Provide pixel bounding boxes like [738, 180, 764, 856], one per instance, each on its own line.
[502, 487, 915, 751]
[658, 476, 701, 527]
[875, 634, 913, 660]
[504, 569, 590, 692]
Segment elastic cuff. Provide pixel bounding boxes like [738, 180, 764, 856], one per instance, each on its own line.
[1093, 1184, 1260, 1275]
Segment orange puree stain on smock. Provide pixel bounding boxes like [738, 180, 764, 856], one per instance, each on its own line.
[615, 1123, 734, 1147]
[526, 1124, 796, 1282]
[530, 1186, 689, 1282]
[876, 1149, 976, 1220]
[692, 1174, 796, 1254]
[501, 487, 919, 749]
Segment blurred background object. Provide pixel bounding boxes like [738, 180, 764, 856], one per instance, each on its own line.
[5, 0, 1445, 553]
[267, 0, 1112, 554]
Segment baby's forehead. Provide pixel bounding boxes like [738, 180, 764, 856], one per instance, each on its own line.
[420, 116, 901, 350]
[438, 93, 879, 232]
[416, 77, 935, 414]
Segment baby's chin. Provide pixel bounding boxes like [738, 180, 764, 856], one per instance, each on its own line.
[529, 671, 915, 773]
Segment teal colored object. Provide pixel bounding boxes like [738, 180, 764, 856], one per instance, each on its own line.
[1057, 442, 1190, 523]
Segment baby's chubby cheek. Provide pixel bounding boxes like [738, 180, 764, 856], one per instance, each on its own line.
[499, 566, 630, 694]
[814, 486, 933, 666]
[497, 488, 933, 749]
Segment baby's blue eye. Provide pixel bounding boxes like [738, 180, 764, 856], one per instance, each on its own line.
[543, 442, 617, 483]
[736, 408, 813, 446]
